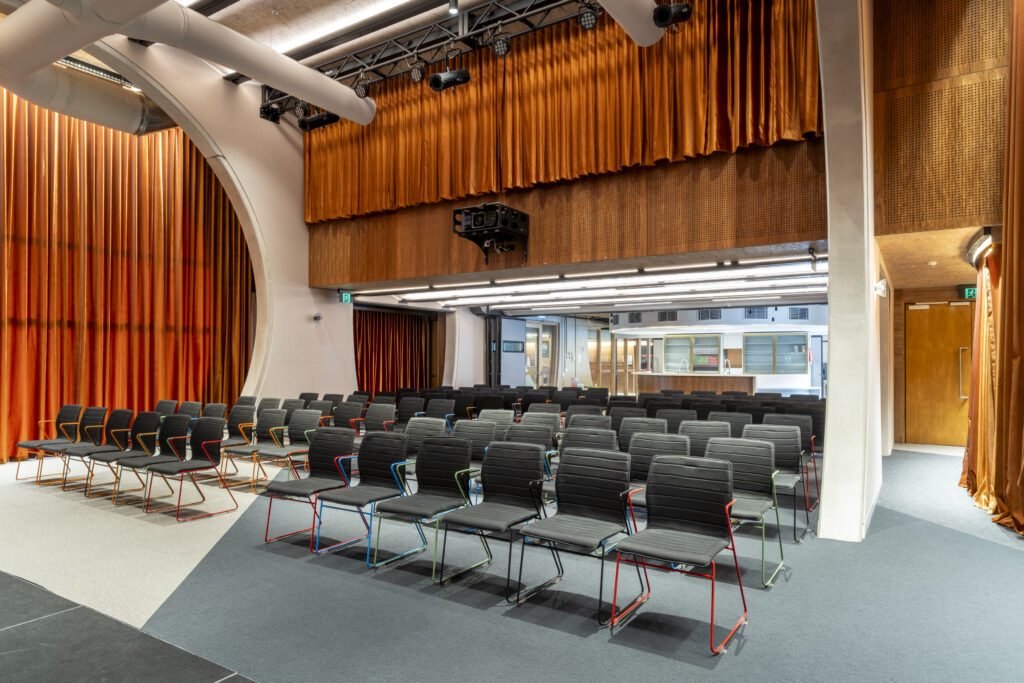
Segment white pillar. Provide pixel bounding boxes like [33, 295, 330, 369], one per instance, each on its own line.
[815, 0, 883, 541]
[443, 308, 486, 387]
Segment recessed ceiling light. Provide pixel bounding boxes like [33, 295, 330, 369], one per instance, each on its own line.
[356, 285, 430, 295]
[564, 269, 638, 278]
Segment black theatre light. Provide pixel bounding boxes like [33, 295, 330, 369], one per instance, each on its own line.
[429, 68, 471, 92]
[653, 3, 694, 28]
[353, 76, 370, 99]
[298, 112, 340, 132]
[578, 3, 598, 30]
[448, 0, 458, 15]
[409, 60, 425, 83]
[492, 33, 510, 57]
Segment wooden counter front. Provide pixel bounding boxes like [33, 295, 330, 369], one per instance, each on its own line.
[635, 373, 755, 395]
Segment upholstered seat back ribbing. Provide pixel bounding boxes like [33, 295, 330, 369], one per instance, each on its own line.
[356, 432, 409, 487]
[128, 412, 161, 452]
[364, 403, 397, 432]
[520, 411, 561, 433]
[473, 394, 504, 412]
[415, 437, 472, 496]
[690, 402, 726, 420]
[153, 400, 178, 417]
[565, 404, 604, 421]
[372, 392, 397, 405]
[158, 414, 192, 457]
[286, 409, 323, 445]
[396, 397, 425, 425]
[645, 398, 681, 417]
[298, 392, 319, 406]
[526, 402, 562, 415]
[503, 423, 554, 450]
[707, 411, 753, 438]
[177, 401, 202, 419]
[480, 442, 546, 506]
[78, 407, 109, 445]
[256, 397, 281, 416]
[450, 393, 475, 422]
[307, 400, 335, 417]
[307, 427, 356, 479]
[100, 409, 134, 447]
[280, 399, 306, 424]
[404, 417, 447, 455]
[202, 403, 227, 419]
[567, 414, 612, 430]
[559, 427, 618, 453]
[645, 455, 733, 537]
[234, 395, 257, 407]
[763, 414, 813, 453]
[520, 391, 550, 412]
[189, 417, 226, 466]
[48, 404, 84, 441]
[628, 432, 690, 482]
[346, 392, 369, 405]
[655, 409, 697, 434]
[255, 409, 287, 444]
[609, 407, 647, 433]
[617, 417, 668, 451]
[322, 393, 345, 410]
[555, 448, 631, 524]
[705, 437, 775, 496]
[225, 405, 255, 441]
[424, 399, 454, 420]
[551, 390, 580, 411]
[678, 421, 731, 458]
[333, 402, 364, 429]
[477, 409, 515, 428]
[453, 420, 496, 462]
[742, 424, 802, 470]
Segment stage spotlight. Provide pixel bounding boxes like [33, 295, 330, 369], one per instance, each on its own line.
[429, 68, 470, 92]
[297, 112, 340, 132]
[492, 33, 510, 57]
[449, 0, 458, 15]
[353, 75, 370, 99]
[653, 3, 694, 28]
[578, 3, 598, 30]
[409, 60, 425, 83]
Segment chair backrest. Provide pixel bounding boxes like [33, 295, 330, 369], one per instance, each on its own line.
[503, 423, 554, 450]
[645, 398, 681, 417]
[153, 400, 178, 417]
[690, 402, 726, 420]
[499, 391, 520, 410]
[720, 390, 750, 398]
[764, 413, 814, 453]
[527, 402, 562, 415]
[79, 407, 109, 445]
[424, 398, 455, 420]
[177, 401, 202, 419]
[356, 432, 409, 487]
[477, 409, 515, 428]
[287, 409, 323, 445]
[565, 404, 604, 420]
[755, 392, 783, 399]
[364, 403, 397, 432]
[607, 397, 639, 410]
[678, 420, 731, 458]
[521, 391, 550, 410]
[256, 397, 281, 416]
[333, 402, 364, 429]
[123, 411, 159, 452]
[453, 420, 497, 462]
[202, 402, 227, 418]
[158, 414, 192, 456]
[636, 393, 662, 409]
[306, 400, 334, 417]
[403, 417, 447, 456]
[655, 408, 697, 434]
[189, 417, 227, 465]
[51, 404, 84, 441]
[555, 448, 631, 525]
[707, 411, 753, 438]
[298, 392, 320, 406]
[307, 427, 356, 480]
[645, 455, 733, 538]
[559, 427, 618, 453]
[346, 393, 369, 405]
[226, 404, 256, 443]
[281, 398, 306, 424]
[551, 390, 579, 410]
[609, 406, 647, 433]
[567, 413, 612, 430]
[234, 395, 257, 407]
[627, 432, 690, 482]
[255, 409, 287, 444]
[322, 393, 346, 410]
[617, 417, 668, 451]
[371, 392, 397, 404]
[474, 394, 504, 412]
[690, 390, 718, 397]
[742, 423, 802, 470]
[396, 397, 426, 424]
[98, 409, 133, 448]
[705, 437, 775, 496]
[519, 411, 561, 433]
[415, 437, 472, 496]
[481, 442, 546, 508]
[582, 387, 609, 402]
[451, 393, 475, 422]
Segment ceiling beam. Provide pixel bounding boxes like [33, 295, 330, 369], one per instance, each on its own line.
[191, 0, 243, 16]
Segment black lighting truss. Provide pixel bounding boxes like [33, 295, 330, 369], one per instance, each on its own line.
[259, 0, 601, 120]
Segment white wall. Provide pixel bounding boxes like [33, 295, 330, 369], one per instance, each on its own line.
[443, 307, 486, 387]
[500, 317, 526, 387]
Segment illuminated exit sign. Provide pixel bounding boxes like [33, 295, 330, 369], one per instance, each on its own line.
[957, 285, 977, 300]
[342, 292, 352, 303]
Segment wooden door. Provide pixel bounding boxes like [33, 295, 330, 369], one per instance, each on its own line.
[905, 301, 973, 445]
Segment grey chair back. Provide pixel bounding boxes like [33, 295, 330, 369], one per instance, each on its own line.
[551, 390, 580, 410]
[322, 393, 346, 410]
[356, 432, 408, 488]
[153, 400, 177, 417]
[281, 398, 306, 424]
[742, 424, 803, 471]
[480, 442, 546, 507]
[559, 427, 618, 453]
[527, 402, 562, 415]
[202, 402, 227, 419]
[503, 423, 555, 451]
[655, 408, 697, 434]
[617, 417, 667, 451]
[307, 400, 335, 417]
[189, 417, 227, 466]
[287, 409, 323, 446]
[764, 413, 813, 453]
[567, 413, 612, 430]
[645, 455, 733, 537]
[453, 420, 497, 462]
[79, 407, 109, 445]
[690, 402, 726, 420]
[705, 437, 775, 496]
[396, 397, 425, 425]
[678, 420, 731, 458]
[565, 404, 604, 421]
[50, 404, 84, 441]
[333, 402, 364, 430]
[298, 392, 320, 406]
[101, 409, 134, 448]
[307, 427, 356, 479]
[372, 392, 397, 405]
[609, 406, 647, 433]
[425, 399, 455, 420]
[128, 411, 161, 453]
[555, 448, 631, 525]
[416, 437, 472, 496]
[708, 411, 753, 438]
[404, 417, 447, 456]
[255, 409, 287, 444]
[158, 414, 192, 457]
[364, 403, 397, 432]
[477, 409, 515, 428]
[520, 411, 561, 433]
[627, 432, 690, 483]
[226, 404, 256, 443]
[177, 401, 202, 419]
[256, 397, 281, 416]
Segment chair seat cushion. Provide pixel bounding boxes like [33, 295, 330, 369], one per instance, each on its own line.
[221, 437, 250, 449]
[251, 445, 309, 460]
[615, 527, 729, 567]
[149, 459, 217, 475]
[318, 484, 403, 507]
[731, 492, 773, 520]
[520, 514, 624, 550]
[16, 438, 70, 450]
[774, 471, 803, 490]
[41, 441, 90, 454]
[91, 448, 148, 464]
[62, 444, 120, 459]
[443, 502, 538, 533]
[376, 492, 465, 519]
[117, 454, 180, 469]
[266, 476, 346, 498]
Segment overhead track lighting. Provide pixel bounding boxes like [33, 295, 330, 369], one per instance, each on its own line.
[449, 0, 458, 15]
[430, 68, 471, 92]
[653, 3, 694, 29]
[408, 59, 425, 83]
[578, 3, 599, 30]
[491, 26, 511, 58]
[297, 112, 340, 131]
[353, 73, 371, 99]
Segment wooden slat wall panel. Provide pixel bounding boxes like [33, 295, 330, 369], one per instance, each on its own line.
[309, 139, 827, 287]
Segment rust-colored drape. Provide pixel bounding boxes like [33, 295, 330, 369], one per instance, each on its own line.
[353, 309, 429, 394]
[1, 87, 254, 463]
[304, 0, 822, 223]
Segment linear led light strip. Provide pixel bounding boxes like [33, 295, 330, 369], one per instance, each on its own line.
[399, 260, 828, 302]
[442, 275, 829, 307]
[499, 285, 828, 309]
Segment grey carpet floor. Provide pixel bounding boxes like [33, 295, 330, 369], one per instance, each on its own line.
[139, 451, 1024, 682]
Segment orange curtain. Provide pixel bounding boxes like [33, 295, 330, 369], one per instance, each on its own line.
[1, 87, 254, 463]
[353, 309, 429, 394]
[304, 0, 822, 223]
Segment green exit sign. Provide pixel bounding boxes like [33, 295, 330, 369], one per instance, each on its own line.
[342, 292, 352, 303]
[957, 285, 977, 300]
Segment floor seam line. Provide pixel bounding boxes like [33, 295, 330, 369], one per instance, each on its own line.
[0, 605, 81, 633]
[211, 673, 237, 683]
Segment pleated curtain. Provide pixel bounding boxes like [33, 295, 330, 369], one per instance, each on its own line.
[353, 309, 429, 394]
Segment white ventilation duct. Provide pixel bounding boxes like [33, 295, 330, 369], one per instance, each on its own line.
[599, 0, 665, 47]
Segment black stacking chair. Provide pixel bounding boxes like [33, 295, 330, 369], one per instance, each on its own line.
[235, 395, 257, 407]
[617, 417, 668, 451]
[201, 403, 226, 419]
[447, 393, 475, 429]
[566, 413, 612, 430]
[610, 456, 747, 655]
[395, 397, 425, 430]
[372, 392, 397, 405]
[322, 393, 346, 410]
[679, 420, 731, 458]
[708, 411, 753, 438]
[515, 448, 645, 624]
[370, 437, 473, 575]
[743, 423, 809, 541]
[691, 402, 726, 420]
[499, 391, 519, 410]
[14, 403, 83, 484]
[177, 401, 202, 419]
[420, 398, 454, 424]
[550, 390, 579, 411]
[439, 442, 547, 588]
[763, 413, 819, 510]
[244, 409, 323, 488]
[705, 437, 784, 587]
[89, 411, 162, 503]
[256, 397, 281, 416]
[738, 403, 777, 424]
[281, 398, 306, 424]
[60, 408, 133, 497]
[720, 390, 750, 398]
[38, 407, 107, 490]
[314, 432, 410, 557]
[609, 406, 647, 433]
[153, 400, 178, 417]
[582, 387, 609, 403]
[333, 402, 364, 432]
[298, 392, 320, 406]
[565, 404, 604, 422]
[635, 393, 662, 409]
[624, 432, 690, 511]
[607, 397, 638, 411]
[519, 391, 550, 413]
[469, 394, 504, 418]
[477, 409, 515, 429]
[645, 398, 681, 417]
[755, 392, 783, 399]
[503, 423, 555, 454]
[453, 420, 496, 467]
[403, 417, 447, 457]
[263, 427, 356, 546]
[519, 411, 561, 435]
[145, 417, 236, 522]
[353, 403, 397, 436]
[222, 408, 288, 489]
[397, 387, 421, 402]
[527, 402, 562, 416]
[543, 427, 619, 493]
[655, 408, 697, 434]
[221, 404, 256, 449]
[307, 400, 336, 423]
[115, 414, 192, 504]
[346, 392, 370, 406]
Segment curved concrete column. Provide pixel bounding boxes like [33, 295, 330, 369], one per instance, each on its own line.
[84, 37, 358, 398]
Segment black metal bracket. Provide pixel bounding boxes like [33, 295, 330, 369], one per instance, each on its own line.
[453, 203, 529, 264]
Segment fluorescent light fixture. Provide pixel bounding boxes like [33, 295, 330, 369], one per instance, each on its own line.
[355, 285, 430, 295]
[614, 301, 671, 307]
[564, 269, 638, 278]
[711, 296, 782, 302]
[738, 254, 826, 265]
[432, 281, 490, 288]
[498, 285, 827, 310]
[642, 263, 716, 272]
[274, 0, 415, 53]
[493, 275, 561, 284]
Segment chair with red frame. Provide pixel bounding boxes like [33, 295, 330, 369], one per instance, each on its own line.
[13, 404, 83, 483]
[144, 417, 237, 522]
[262, 427, 356, 547]
[610, 455, 748, 655]
[350, 402, 396, 438]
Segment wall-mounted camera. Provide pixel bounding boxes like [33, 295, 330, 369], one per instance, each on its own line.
[312, 313, 322, 322]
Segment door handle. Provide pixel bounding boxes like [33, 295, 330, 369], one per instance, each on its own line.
[958, 347, 968, 399]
